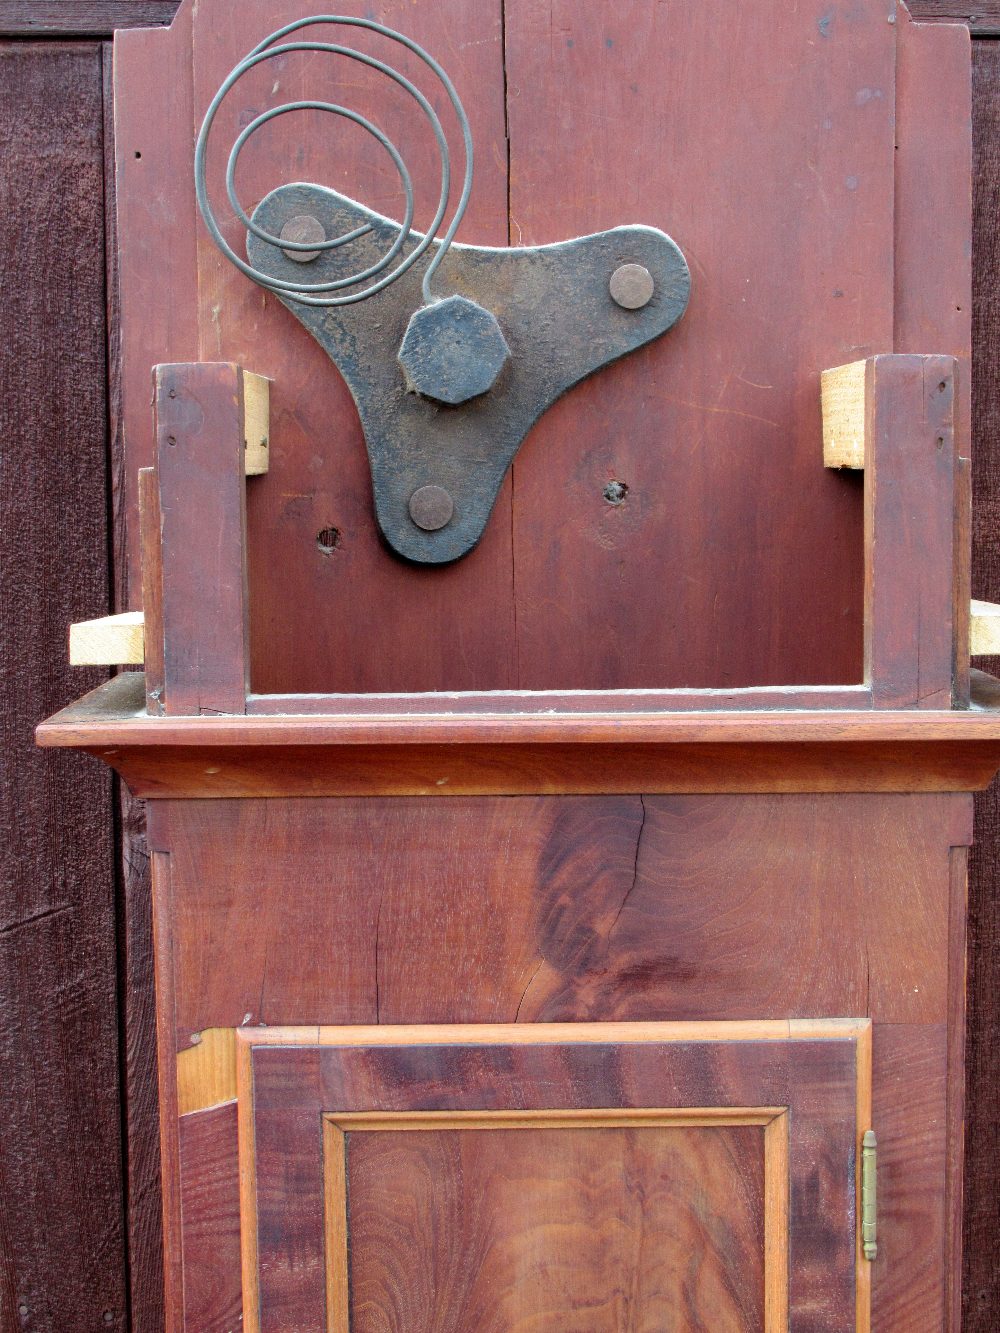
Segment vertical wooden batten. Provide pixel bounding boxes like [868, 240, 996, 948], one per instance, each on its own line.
[154, 362, 251, 716]
[864, 355, 961, 708]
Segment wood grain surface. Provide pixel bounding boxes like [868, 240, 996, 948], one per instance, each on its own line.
[344, 1123, 766, 1332]
[909, 1, 1000, 32]
[112, 0, 917, 693]
[177, 1102, 241, 1333]
[863, 356, 960, 706]
[0, 1, 177, 36]
[245, 1029, 862, 1332]
[894, 8, 973, 703]
[154, 792, 967, 1040]
[0, 40, 127, 1332]
[19, 5, 996, 1331]
[154, 363, 250, 715]
[504, 0, 896, 690]
[967, 37, 1000, 1331]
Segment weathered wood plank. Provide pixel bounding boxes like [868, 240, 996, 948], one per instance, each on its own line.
[0, 39, 127, 1331]
[909, 2, 1000, 33]
[0, 1, 179, 37]
[967, 38, 1000, 1331]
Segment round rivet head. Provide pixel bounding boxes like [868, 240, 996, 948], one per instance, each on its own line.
[609, 263, 655, 309]
[409, 484, 454, 531]
[280, 214, 325, 263]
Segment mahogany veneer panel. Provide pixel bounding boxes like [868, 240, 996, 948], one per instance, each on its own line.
[344, 1124, 765, 1332]
[152, 792, 970, 1043]
[242, 1026, 867, 1331]
[177, 1102, 241, 1333]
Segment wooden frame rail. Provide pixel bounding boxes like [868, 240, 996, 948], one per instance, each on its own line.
[89, 354, 972, 716]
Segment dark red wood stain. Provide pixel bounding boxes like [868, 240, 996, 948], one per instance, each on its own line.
[247, 1034, 859, 1331]
[0, 39, 127, 1332]
[177, 1102, 242, 1333]
[968, 36, 1000, 1331]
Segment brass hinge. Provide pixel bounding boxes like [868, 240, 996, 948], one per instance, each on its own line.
[861, 1129, 877, 1262]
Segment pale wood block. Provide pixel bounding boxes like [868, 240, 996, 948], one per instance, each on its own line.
[177, 1027, 238, 1115]
[970, 600, 1000, 656]
[242, 371, 270, 476]
[69, 611, 145, 665]
[822, 360, 867, 469]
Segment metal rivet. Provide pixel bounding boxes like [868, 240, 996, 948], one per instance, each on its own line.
[280, 214, 325, 263]
[409, 484, 454, 531]
[609, 263, 655, 310]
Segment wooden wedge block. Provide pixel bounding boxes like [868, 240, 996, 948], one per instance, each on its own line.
[70, 611, 144, 665]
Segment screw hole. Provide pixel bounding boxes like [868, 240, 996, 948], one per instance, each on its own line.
[166, 435, 176, 447]
[603, 480, 629, 505]
[134, 150, 142, 159]
[316, 527, 341, 554]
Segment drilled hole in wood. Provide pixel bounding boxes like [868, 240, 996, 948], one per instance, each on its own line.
[317, 527, 341, 554]
[603, 480, 628, 505]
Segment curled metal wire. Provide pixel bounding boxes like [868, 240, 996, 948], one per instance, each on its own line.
[194, 15, 474, 307]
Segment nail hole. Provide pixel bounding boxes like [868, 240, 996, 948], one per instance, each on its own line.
[167, 435, 176, 446]
[316, 527, 341, 554]
[603, 480, 629, 505]
[939, 381, 947, 393]
[937, 436, 945, 449]
[134, 150, 142, 159]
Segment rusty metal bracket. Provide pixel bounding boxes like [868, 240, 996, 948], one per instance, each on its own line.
[196, 16, 690, 563]
[248, 185, 689, 563]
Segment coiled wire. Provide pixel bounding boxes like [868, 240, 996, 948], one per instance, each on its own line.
[194, 15, 474, 307]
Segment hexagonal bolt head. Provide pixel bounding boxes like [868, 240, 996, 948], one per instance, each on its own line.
[398, 295, 511, 405]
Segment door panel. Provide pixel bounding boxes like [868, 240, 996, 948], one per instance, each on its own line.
[340, 1121, 765, 1332]
[232, 1020, 871, 1332]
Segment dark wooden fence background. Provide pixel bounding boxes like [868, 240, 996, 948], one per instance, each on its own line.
[0, 2, 998, 1328]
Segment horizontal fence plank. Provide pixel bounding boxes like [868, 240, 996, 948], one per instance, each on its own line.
[0, 2, 178, 37]
[908, 2, 1000, 33]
